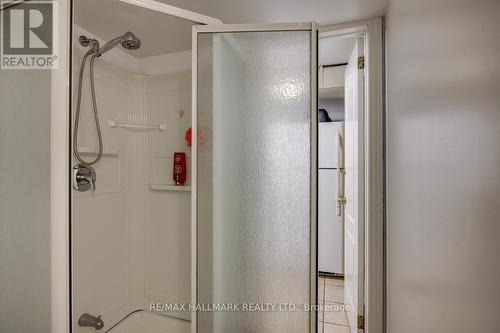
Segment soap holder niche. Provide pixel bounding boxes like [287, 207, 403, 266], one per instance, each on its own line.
[149, 153, 191, 191]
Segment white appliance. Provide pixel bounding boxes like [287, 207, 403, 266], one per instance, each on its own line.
[318, 121, 344, 274]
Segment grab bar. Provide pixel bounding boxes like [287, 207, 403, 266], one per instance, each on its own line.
[107, 119, 166, 131]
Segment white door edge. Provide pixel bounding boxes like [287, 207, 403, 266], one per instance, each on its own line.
[50, 1, 71, 332]
[195, 22, 314, 33]
[190, 25, 198, 333]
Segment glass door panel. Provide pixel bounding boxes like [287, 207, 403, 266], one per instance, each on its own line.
[196, 26, 316, 332]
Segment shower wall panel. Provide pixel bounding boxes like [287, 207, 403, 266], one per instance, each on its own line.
[72, 51, 193, 330]
[144, 71, 192, 321]
[72, 52, 139, 333]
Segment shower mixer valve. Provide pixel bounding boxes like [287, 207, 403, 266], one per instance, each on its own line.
[73, 164, 96, 192]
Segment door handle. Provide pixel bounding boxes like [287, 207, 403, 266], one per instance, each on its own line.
[336, 131, 345, 216]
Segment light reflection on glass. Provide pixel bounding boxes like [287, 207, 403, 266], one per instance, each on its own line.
[272, 78, 306, 102]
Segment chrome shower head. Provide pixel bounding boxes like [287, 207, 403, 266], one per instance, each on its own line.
[120, 32, 141, 50]
[96, 31, 141, 56]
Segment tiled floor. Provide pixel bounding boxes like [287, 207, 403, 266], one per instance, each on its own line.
[318, 275, 350, 333]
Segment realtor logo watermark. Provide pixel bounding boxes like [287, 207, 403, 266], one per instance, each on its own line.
[1, 0, 58, 69]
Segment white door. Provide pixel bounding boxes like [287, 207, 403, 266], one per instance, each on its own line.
[344, 38, 365, 333]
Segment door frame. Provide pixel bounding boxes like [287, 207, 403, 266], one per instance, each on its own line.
[50, 1, 222, 332]
[319, 18, 385, 333]
[191, 22, 319, 333]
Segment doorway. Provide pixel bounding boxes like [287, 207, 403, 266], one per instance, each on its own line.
[317, 33, 359, 333]
[316, 20, 384, 333]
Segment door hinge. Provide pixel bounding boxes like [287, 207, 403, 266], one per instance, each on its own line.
[358, 56, 365, 69]
[358, 314, 365, 330]
[337, 196, 346, 205]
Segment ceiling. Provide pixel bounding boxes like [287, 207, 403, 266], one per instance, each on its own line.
[75, 0, 196, 58]
[319, 36, 357, 66]
[157, 0, 388, 25]
[75, 0, 388, 58]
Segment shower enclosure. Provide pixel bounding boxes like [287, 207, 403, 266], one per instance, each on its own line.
[70, 1, 216, 331]
[2, 1, 318, 333]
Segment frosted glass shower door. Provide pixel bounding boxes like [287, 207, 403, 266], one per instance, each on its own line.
[193, 23, 317, 333]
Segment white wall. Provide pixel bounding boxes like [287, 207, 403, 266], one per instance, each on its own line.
[385, 0, 500, 332]
[72, 51, 138, 332]
[144, 72, 192, 320]
[0, 70, 52, 333]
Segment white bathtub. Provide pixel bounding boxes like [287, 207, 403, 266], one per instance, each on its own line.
[108, 311, 190, 333]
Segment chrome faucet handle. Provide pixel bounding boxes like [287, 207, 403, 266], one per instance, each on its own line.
[73, 164, 97, 192]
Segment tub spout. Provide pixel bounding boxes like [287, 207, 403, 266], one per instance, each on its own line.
[78, 313, 104, 330]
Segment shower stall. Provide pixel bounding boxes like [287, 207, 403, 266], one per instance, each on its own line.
[70, 1, 209, 331]
[1, 1, 318, 332]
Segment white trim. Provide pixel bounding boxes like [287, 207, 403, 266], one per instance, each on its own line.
[319, 20, 369, 38]
[195, 22, 313, 33]
[364, 17, 384, 333]
[310, 22, 319, 333]
[50, 0, 70, 332]
[319, 18, 385, 333]
[119, 0, 222, 25]
[190, 25, 198, 333]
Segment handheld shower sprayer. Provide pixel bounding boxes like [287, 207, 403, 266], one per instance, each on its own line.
[95, 32, 141, 56]
[73, 32, 141, 191]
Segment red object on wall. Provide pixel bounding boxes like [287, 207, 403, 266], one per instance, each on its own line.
[185, 127, 192, 147]
[173, 152, 186, 186]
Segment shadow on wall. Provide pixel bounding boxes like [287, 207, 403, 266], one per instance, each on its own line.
[319, 98, 344, 121]
[386, 0, 500, 332]
[0, 70, 52, 333]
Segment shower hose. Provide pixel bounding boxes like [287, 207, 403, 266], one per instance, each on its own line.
[73, 48, 103, 165]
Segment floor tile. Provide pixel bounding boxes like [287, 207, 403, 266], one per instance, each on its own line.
[318, 309, 324, 323]
[324, 285, 344, 303]
[324, 276, 344, 286]
[319, 276, 326, 285]
[324, 323, 351, 333]
[323, 303, 349, 326]
[318, 284, 325, 301]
